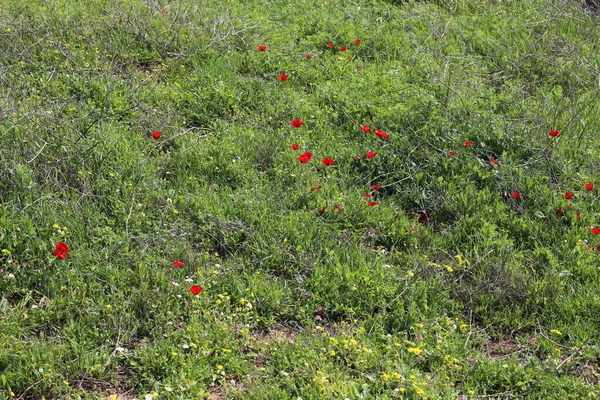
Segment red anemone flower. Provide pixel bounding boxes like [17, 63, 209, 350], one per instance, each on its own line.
[366, 151, 376, 159]
[258, 45, 267, 51]
[161, 9, 168, 15]
[305, 54, 312, 59]
[173, 260, 184, 267]
[374, 129, 389, 139]
[565, 192, 573, 200]
[362, 125, 371, 133]
[333, 205, 341, 212]
[291, 143, 299, 150]
[464, 141, 472, 147]
[290, 119, 304, 128]
[321, 158, 334, 166]
[363, 193, 371, 199]
[318, 207, 326, 215]
[557, 209, 564, 217]
[593, 228, 600, 235]
[340, 46, 347, 52]
[586, 183, 594, 191]
[511, 192, 520, 199]
[354, 39, 361, 45]
[54, 242, 68, 260]
[371, 184, 381, 191]
[297, 152, 313, 163]
[190, 285, 203, 295]
[549, 130, 560, 137]
[368, 201, 377, 207]
[310, 183, 322, 191]
[449, 151, 456, 157]
[278, 73, 289, 81]
[151, 131, 161, 140]
[326, 43, 334, 49]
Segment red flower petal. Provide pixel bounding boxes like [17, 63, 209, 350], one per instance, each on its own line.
[592, 227, 600, 235]
[54, 242, 68, 260]
[363, 193, 371, 199]
[373, 129, 389, 139]
[449, 151, 456, 157]
[151, 131, 161, 140]
[366, 151, 376, 159]
[291, 143, 299, 150]
[305, 54, 312, 59]
[326, 43, 334, 49]
[464, 141, 472, 147]
[565, 191, 573, 200]
[353, 39, 361, 45]
[173, 260, 184, 267]
[586, 183, 594, 191]
[340, 46, 347, 52]
[278, 73, 289, 81]
[190, 285, 203, 295]
[511, 192, 520, 199]
[161, 9, 168, 15]
[333, 205, 341, 212]
[310, 183, 322, 191]
[362, 125, 371, 133]
[318, 207, 326, 215]
[368, 201, 377, 207]
[371, 184, 381, 191]
[549, 130, 560, 137]
[258, 45, 267, 51]
[297, 152, 313, 163]
[290, 119, 304, 128]
[321, 158, 334, 166]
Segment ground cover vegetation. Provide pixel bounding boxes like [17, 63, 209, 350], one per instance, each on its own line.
[1, 0, 600, 398]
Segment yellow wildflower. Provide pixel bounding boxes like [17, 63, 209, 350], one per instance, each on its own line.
[407, 347, 423, 355]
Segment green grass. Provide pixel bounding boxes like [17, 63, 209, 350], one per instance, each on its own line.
[1, 0, 600, 398]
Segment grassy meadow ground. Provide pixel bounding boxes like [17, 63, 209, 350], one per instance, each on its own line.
[1, 0, 600, 398]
